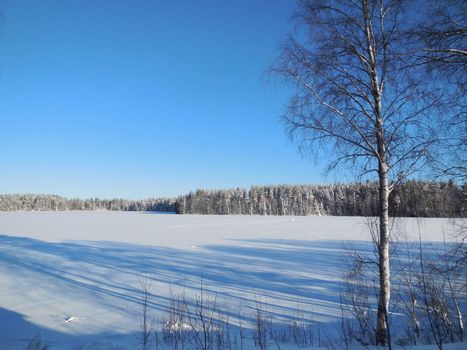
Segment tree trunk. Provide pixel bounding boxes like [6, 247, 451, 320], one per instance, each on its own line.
[376, 160, 391, 346]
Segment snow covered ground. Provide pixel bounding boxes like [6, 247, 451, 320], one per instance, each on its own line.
[0, 211, 464, 349]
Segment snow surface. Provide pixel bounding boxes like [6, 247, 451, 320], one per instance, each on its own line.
[0, 211, 463, 349]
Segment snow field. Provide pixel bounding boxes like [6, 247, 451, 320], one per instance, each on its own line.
[0, 211, 463, 349]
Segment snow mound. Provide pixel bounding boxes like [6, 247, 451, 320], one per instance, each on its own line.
[166, 321, 191, 332]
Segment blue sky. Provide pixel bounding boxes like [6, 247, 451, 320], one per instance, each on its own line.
[0, 0, 330, 199]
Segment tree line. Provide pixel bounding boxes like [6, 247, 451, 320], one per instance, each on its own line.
[1, 180, 464, 217]
[0, 194, 177, 212]
[176, 181, 464, 217]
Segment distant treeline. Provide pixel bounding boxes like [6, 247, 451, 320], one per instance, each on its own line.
[176, 181, 465, 217]
[0, 194, 176, 212]
[0, 181, 464, 217]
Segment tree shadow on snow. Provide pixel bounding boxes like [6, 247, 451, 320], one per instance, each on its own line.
[0, 306, 137, 350]
[0, 234, 380, 344]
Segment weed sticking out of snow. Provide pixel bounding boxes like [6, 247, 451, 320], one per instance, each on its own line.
[65, 316, 77, 323]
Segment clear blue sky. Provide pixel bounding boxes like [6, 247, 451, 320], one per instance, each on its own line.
[0, 0, 329, 199]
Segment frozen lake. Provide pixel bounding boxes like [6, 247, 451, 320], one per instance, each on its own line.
[0, 212, 462, 349]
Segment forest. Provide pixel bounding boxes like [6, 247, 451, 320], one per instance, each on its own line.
[1, 180, 464, 217]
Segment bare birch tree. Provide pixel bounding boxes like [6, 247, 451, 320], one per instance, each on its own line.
[270, 0, 459, 345]
[411, 0, 466, 85]
[409, 0, 466, 182]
